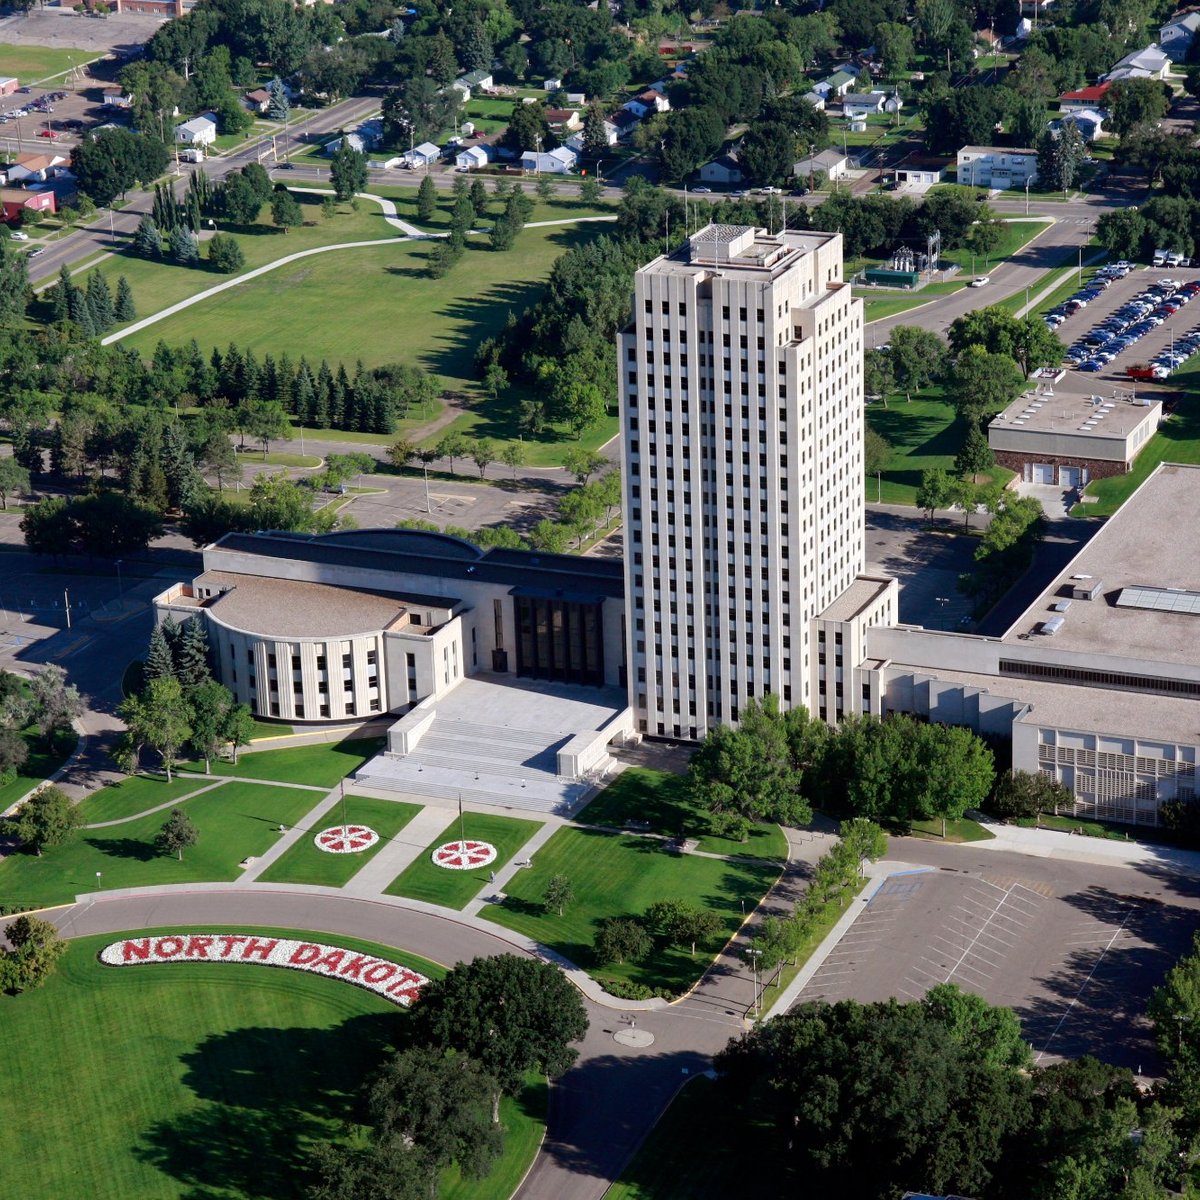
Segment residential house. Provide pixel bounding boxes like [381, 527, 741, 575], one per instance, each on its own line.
[325, 120, 382, 156]
[1160, 11, 1200, 61]
[815, 65, 860, 99]
[565, 118, 620, 152]
[698, 152, 744, 185]
[242, 87, 272, 114]
[1059, 81, 1112, 110]
[610, 110, 640, 140]
[1104, 45, 1171, 81]
[543, 77, 563, 92]
[174, 114, 218, 147]
[635, 88, 670, 113]
[101, 85, 134, 110]
[405, 141, 442, 168]
[957, 145, 1039, 187]
[842, 91, 887, 118]
[803, 89, 826, 111]
[450, 69, 494, 101]
[521, 146, 577, 174]
[1057, 108, 1108, 141]
[4, 151, 69, 185]
[545, 108, 582, 134]
[792, 148, 849, 181]
[1, 186, 56, 223]
[0, 77, 17, 97]
[455, 145, 491, 170]
[894, 157, 948, 189]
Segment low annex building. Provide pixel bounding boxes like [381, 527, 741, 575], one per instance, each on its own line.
[988, 387, 1161, 487]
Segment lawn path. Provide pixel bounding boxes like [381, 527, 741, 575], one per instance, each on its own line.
[342, 806, 459, 895]
[236, 787, 347, 881]
[462, 819, 563, 916]
[82, 778, 227, 829]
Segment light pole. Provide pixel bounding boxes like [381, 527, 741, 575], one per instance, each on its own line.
[1025, 177, 1030, 216]
[746, 946, 763, 1016]
[95, 871, 102, 890]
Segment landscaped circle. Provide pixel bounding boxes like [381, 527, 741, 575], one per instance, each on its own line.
[314, 824, 380, 854]
[431, 839, 497, 870]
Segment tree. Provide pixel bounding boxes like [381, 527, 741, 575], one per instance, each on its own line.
[0, 728, 28, 783]
[20, 497, 73, 559]
[412, 955, 588, 1121]
[267, 76, 289, 123]
[645, 900, 723, 958]
[134, 214, 164, 259]
[70, 128, 168, 206]
[988, 769, 1072, 821]
[581, 103, 611, 160]
[863, 428, 891, 478]
[543, 874, 574, 917]
[330, 143, 368, 202]
[122, 675, 193, 781]
[155, 807, 199, 860]
[502, 101, 552, 154]
[145, 621, 177, 684]
[308, 1141, 428, 1200]
[176, 618, 211, 687]
[1109, 77, 1171, 138]
[1097, 208, 1146, 260]
[416, 174, 437, 222]
[913, 722, 995, 836]
[1, 915, 66, 992]
[10, 785, 80, 856]
[221, 172, 266, 225]
[115, 275, 136, 322]
[469, 438, 495, 480]
[223, 702, 256, 764]
[955, 424, 995, 482]
[171, 227, 200, 265]
[368, 1047, 503, 1181]
[562, 448, 608, 485]
[863, 348, 894, 401]
[28, 665, 82, 738]
[595, 916, 652, 966]
[498, 442, 525, 479]
[967, 215, 1004, 266]
[85, 270, 115, 332]
[1037, 124, 1086, 193]
[246, 401, 291, 455]
[208, 233, 245, 274]
[189, 678, 233, 773]
[270, 189, 303, 234]
[877, 22, 915, 76]
[946, 346, 1024, 425]
[739, 122, 798, 188]
[924, 982, 1032, 1069]
[0, 457, 30, 511]
[889, 326, 945, 400]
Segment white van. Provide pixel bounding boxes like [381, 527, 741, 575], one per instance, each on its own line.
[1153, 248, 1169, 267]
[179, 147, 205, 163]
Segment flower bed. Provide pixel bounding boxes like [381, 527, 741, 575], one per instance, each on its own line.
[98, 933, 428, 1007]
[431, 839, 498, 870]
[314, 824, 380, 854]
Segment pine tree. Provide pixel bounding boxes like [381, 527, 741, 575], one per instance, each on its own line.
[220, 343, 244, 401]
[316, 360, 336, 430]
[176, 617, 212, 686]
[277, 352, 296, 413]
[161, 421, 201, 510]
[50, 263, 72, 323]
[469, 178, 488, 214]
[171, 228, 199, 266]
[67, 286, 95, 336]
[582, 103, 609, 159]
[114, 275, 136, 323]
[335, 363, 353, 429]
[294, 360, 316, 424]
[464, 19, 494, 72]
[85, 271, 114, 333]
[417, 174, 437, 222]
[144, 622, 176, 683]
[134, 215, 164, 259]
[267, 77, 289, 123]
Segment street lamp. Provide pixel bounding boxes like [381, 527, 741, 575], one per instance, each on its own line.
[746, 946, 763, 1016]
[1025, 177, 1031, 216]
[95, 871, 102, 890]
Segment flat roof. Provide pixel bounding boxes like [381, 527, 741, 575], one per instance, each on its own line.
[819, 575, 893, 623]
[642, 223, 838, 282]
[989, 389, 1159, 441]
[1002, 463, 1200, 663]
[196, 571, 414, 638]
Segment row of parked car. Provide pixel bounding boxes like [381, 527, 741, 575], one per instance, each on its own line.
[1137, 321, 1200, 380]
[1057, 272, 1200, 375]
[1042, 262, 1136, 334]
[0, 90, 67, 124]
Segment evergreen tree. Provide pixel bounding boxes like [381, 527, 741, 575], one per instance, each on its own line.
[67, 286, 95, 337]
[171, 228, 200, 266]
[161, 421, 202, 510]
[267, 77, 289, 123]
[464, 19, 494, 72]
[176, 617, 212, 686]
[134, 215, 164, 259]
[144, 621, 176, 683]
[469, 178, 488, 214]
[277, 352, 297, 413]
[582, 103, 610, 159]
[51, 263, 72, 323]
[417, 174, 437, 222]
[85, 271, 114, 333]
[955, 424, 996, 483]
[114, 275, 136, 323]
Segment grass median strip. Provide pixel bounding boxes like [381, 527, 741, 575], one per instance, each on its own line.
[385, 812, 543, 910]
[178, 737, 383, 788]
[483, 826, 781, 996]
[257, 796, 422, 887]
[0, 782, 321, 907]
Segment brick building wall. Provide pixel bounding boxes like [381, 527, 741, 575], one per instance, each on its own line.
[992, 449, 1129, 482]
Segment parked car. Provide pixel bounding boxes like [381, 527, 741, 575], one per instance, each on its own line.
[8, 230, 29, 241]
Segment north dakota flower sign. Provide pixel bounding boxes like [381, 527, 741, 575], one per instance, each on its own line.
[431, 839, 497, 870]
[98, 934, 428, 1007]
[314, 824, 379, 854]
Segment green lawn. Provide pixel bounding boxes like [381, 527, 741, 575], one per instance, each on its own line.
[483, 827, 781, 996]
[908, 816, 996, 842]
[940, 219, 1052, 274]
[1074, 367, 1200, 517]
[865, 387, 1015, 505]
[0, 926, 550, 1200]
[0, 44, 97, 82]
[603, 1075, 787, 1200]
[78, 774, 218, 826]
[578, 768, 788, 861]
[0, 724, 75, 812]
[250, 719, 294, 740]
[0, 782, 322, 908]
[257, 796, 422, 887]
[178, 737, 384, 789]
[385, 812, 544, 910]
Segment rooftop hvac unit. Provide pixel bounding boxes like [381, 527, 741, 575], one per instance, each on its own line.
[1052, 600, 1072, 613]
[1071, 578, 1104, 601]
[1039, 616, 1065, 636]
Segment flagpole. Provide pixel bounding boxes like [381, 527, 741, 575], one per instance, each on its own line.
[340, 778, 347, 832]
[458, 792, 466, 851]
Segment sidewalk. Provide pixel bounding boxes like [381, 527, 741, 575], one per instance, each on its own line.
[463, 820, 563, 916]
[342, 806, 459, 896]
[969, 818, 1200, 873]
[237, 789, 345, 882]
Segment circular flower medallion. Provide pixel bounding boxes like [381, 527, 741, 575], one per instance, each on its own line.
[431, 839, 498, 870]
[314, 824, 380, 854]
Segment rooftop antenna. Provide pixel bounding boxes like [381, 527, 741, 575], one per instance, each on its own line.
[664, 209, 670, 256]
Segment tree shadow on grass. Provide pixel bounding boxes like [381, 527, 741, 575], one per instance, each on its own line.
[84, 835, 160, 862]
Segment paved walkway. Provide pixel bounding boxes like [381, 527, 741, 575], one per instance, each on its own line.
[970, 816, 1200, 873]
[342, 805, 458, 895]
[462, 819, 563, 916]
[237, 788, 345, 881]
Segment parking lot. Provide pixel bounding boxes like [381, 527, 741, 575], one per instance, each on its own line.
[1050, 264, 1200, 391]
[791, 862, 1198, 1071]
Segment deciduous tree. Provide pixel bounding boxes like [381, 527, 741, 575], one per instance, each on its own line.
[156, 807, 199, 860]
[10, 785, 80, 856]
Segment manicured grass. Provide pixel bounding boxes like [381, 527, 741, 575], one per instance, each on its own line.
[0, 782, 322, 907]
[77, 194, 406, 337]
[0, 928, 460, 1200]
[420, 407, 619, 466]
[385, 812, 544, 909]
[250, 719, 294, 740]
[605, 1076, 787, 1200]
[865, 386, 1015, 505]
[0, 724, 75, 811]
[0, 44, 97, 82]
[578, 768, 788, 861]
[257, 796, 422, 887]
[940, 219, 1051, 274]
[862, 293, 936, 322]
[78, 774, 218, 825]
[908, 816, 996, 843]
[178, 737, 384, 789]
[252, 451, 322, 468]
[483, 826, 781, 995]
[1074, 365, 1200, 517]
[1016, 812, 1150, 842]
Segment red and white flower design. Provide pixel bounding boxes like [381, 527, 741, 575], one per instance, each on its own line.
[314, 824, 380, 854]
[431, 839, 498, 870]
[98, 934, 428, 1007]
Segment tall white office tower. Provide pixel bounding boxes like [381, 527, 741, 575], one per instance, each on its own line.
[620, 223, 891, 740]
